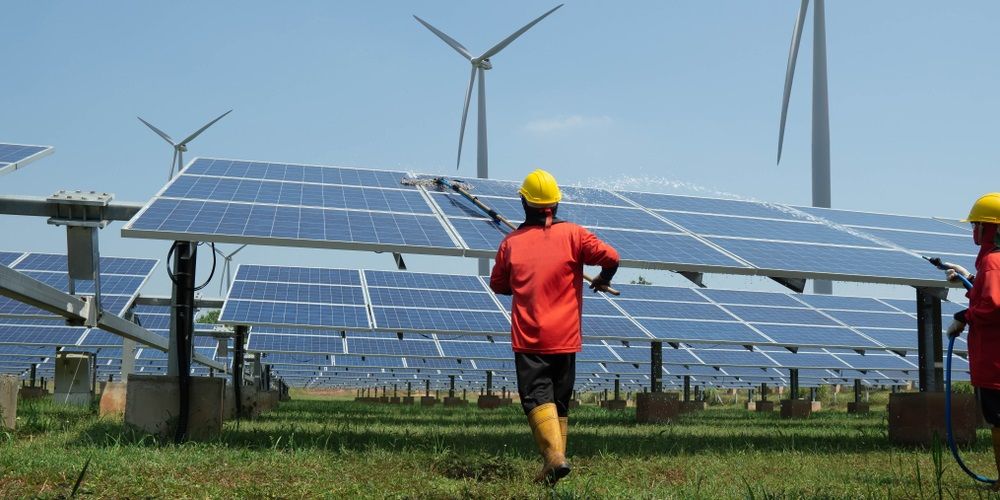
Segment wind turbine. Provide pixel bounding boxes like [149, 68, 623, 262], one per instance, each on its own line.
[138, 110, 232, 180]
[776, 0, 831, 294]
[214, 244, 247, 295]
[414, 4, 563, 179]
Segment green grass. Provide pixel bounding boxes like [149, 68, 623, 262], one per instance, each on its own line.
[3, 390, 1000, 498]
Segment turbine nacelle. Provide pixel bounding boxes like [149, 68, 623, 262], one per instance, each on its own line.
[473, 58, 492, 70]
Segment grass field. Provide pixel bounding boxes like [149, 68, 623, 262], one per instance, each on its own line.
[2, 390, 1000, 499]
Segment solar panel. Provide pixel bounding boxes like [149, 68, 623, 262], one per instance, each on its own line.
[752, 324, 882, 349]
[0, 143, 53, 175]
[438, 340, 510, 359]
[698, 289, 804, 308]
[247, 332, 345, 354]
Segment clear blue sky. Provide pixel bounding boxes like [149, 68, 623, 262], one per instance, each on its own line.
[2, 1, 997, 298]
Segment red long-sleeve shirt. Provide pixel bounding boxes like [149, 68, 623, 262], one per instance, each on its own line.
[966, 224, 1000, 390]
[489, 221, 619, 354]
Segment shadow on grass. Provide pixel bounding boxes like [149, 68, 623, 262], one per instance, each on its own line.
[56, 398, 969, 459]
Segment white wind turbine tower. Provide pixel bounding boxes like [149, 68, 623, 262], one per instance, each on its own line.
[138, 110, 232, 180]
[776, 0, 832, 294]
[415, 5, 563, 275]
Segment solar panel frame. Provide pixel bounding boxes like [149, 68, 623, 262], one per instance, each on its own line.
[0, 143, 54, 176]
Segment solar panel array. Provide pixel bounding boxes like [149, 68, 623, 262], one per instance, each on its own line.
[123, 157, 967, 288]
[0, 143, 53, 176]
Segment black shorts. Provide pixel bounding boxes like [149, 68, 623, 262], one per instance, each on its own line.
[980, 387, 1000, 426]
[515, 352, 576, 417]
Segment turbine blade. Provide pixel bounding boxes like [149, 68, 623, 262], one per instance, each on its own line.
[777, 0, 809, 164]
[413, 15, 472, 60]
[137, 116, 175, 146]
[457, 67, 477, 170]
[228, 244, 248, 258]
[479, 4, 563, 60]
[179, 109, 233, 146]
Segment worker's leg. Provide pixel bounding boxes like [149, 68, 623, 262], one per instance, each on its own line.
[551, 354, 576, 454]
[516, 353, 554, 415]
[980, 388, 1000, 489]
[516, 353, 569, 484]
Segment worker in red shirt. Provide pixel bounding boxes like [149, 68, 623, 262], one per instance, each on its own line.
[490, 169, 620, 485]
[944, 192, 1000, 487]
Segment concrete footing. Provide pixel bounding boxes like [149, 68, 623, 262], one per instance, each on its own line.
[847, 402, 870, 414]
[402, 396, 415, 405]
[389, 397, 401, 404]
[755, 401, 775, 412]
[420, 396, 438, 407]
[99, 382, 128, 417]
[745, 401, 756, 411]
[888, 392, 977, 446]
[605, 399, 627, 410]
[54, 352, 93, 406]
[443, 397, 465, 407]
[259, 390, 280, 413]
[780, 399, 812, 419]
[679, 401, 707, 414]
[0, 375, 18, 430]
[124, 375, 225, 441]
[810, 401, 822, 412]
[499, 397, 513, 406]
[636, 392, 678, 424]
[477, 395, 500, 409]
[18, 387, 48, 400]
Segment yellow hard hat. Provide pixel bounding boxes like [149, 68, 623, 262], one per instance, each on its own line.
[519, 169, 561, 207]
[964, 193, 1000, 223]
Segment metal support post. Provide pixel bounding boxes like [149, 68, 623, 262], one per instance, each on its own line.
[168, 241, 197, 442]
[406, 381, 411, 397]
[486, 371, 493, 396]
[761, 383, 768, 402]
[614, 376, 621, 401]
[916, 288, 945, 392]
[683, 375, 691, 402]
[233, 325, 247, 420]
[651, 341, 663, 393]
[854, 379, 862, 404]
[790, 369, 799, 400]
[30, 364, 36, 387]
[425, 379, 430, 397]
[809, 387, 817, 401]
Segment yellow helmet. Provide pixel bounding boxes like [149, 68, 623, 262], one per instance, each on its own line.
[964, 193, 1000, 224]
[519, 169, 561, 207]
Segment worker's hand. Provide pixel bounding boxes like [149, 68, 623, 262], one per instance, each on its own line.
[946, 319, 966, 339]
[943, 262, 971, 282]
[589, 276, 612, 293]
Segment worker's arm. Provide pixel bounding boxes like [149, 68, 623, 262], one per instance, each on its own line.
[962, 269, 1000, 328]
[489, 240, 512, 295]
[579, 228, 620, 289]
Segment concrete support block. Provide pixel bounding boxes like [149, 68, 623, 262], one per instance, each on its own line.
[443, 396, 464, 407]
[389, 397, 401, 404]
[847, 402, 870, 414]
[260, 390, 280, 412]
[755, 401, 775, 412]
[18, 387, 48, 400]
[810, 401, 822, 412]
[745, 401, 756, 411]
[499, 397, 513, 406]
[636, 392, 679, 424]
[420, 396, 438, 407]
[99, 382, 128, 417]
[477, 395, 500, 409]
[889, 392, 977, 446]
[606, 399, 627, 410]
[0, 375, 18, 430]
[240, 386, 261, 418]
[679, 401, 707, 414]
[780, 399, 812, 419]
[402, 396, 415, 405]
[54, 352, 93, 406]
[223, 385, 235, 421]
[124, 375, 225, 441]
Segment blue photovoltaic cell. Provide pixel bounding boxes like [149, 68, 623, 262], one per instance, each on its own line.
[0, 325, 86, 345]
[0, 252, 23, 267]
[861, 228, 975, 255]
[474, 359, 516, 371]
[221, 300, 369, 328]
[372, 307, 508, 333]
[823, 310, 914, 329]
[606, 285, 707, 302]
[635, 319, 769, 343]
[228, 281, 364, 304]
[724, 305, 839, 326]
[237, 265, 361, 286]
[262, 353, 330, 365]
[752, 324, 881, 348]
[164, 175, 434, 214]
[79, 330, 123, 347]
[602, 363, 647, 375]
[408, 358, 465, 369]
[581, 297, 622, 316]
[795, 206, 967, 235]
[698, 289, 804, 308]
[857, 329, 917, 350]
[439, 341, 510, 359]
[367, 287, 498, 310]
[336, 355, 405, 367]
[833, 353, 914, 370]
[442, 218, 506, 252]
[879, 298, 915, 314]
[582, 316, 650, 339]
[593, 229, 750, 268]
[363, 270, 487, 292]
[621, 192, 797, 220]
[692, 349, 778, 367]
[0, 144, 49, 169]
[555, 204, 673, 231]
[347, 337, 439, 357]
[707, 238, 943, 280]
[430, 193, 525, 220]
[14, 254, 156, 276]
[247, 333, 344, 354]
[756, 351, 847, 369]
[663, 212, 874, 246]
[613, 300, 732, 320]
[579, 343, 617, 362]
[129, 198, 457, 249]
[793, 294, 898, 312]
[186, 158, 411, 189]
[20, 272, 146, 296]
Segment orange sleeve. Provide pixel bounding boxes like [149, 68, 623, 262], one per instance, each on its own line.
[967, 269, 1000, 328]
[578, 227, 619, 277]
[489, 238, 512, 295]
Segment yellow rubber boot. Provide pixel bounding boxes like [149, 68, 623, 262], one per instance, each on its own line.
[991, 428, 1000, 491]
[528, 403, 570, 484]
[559, 417, 568, 455]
